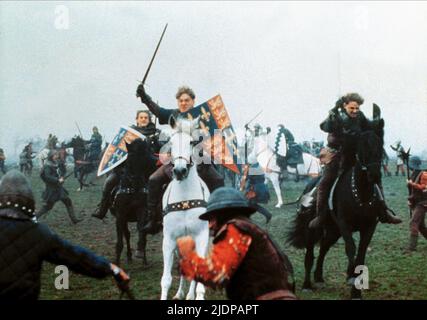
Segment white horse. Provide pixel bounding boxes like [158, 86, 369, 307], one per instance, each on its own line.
[247, 133, 284, 208]
[247, 132, 322, 208]
[160, 116, 210, 300]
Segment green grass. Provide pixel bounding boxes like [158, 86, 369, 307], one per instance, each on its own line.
[25, 163, 426, 300]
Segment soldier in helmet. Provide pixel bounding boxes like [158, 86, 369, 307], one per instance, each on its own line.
[0, 170, 131, 300]
[406, 156, 427, 251]
[0, 148, 6, 174]
[92, 110, 163, 220]
[390, 140, 406, 176]
[36, 150, 82, 224]
[86, 126, 103, 162]
[136, 84, 224, 234]
[176, 187, 296, 300]
[309, 93, 401, 229]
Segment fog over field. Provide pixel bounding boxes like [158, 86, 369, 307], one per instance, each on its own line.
[1, 1, 426, 160]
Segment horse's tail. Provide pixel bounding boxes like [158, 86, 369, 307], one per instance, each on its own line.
[285, 206, 315, 249]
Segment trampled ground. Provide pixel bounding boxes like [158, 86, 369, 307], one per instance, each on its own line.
[19, 164, 426, 300]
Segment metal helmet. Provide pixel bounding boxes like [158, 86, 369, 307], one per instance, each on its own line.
[409, 156, 423, 170]
[199, 187, 256, 221]
[0, 170, 35, 216]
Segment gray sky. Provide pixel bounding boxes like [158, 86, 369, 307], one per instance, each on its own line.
[1, 1, 426, 160]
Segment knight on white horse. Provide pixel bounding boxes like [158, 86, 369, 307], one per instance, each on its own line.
[160, 116, 210, 300]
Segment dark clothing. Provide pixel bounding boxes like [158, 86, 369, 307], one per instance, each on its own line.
[131, 123, 163, 155]
[0, 208, 111, 300]
[141, 96, 180, 125]
[86, 132, 102, 161]
[40, 161, 68, 203]
[217, 217, 294, 300]
[245, 166, 270, 204]
[314, 108, 375, 225]
[0, 149, 5, 174]
[409, 170, 427, 238]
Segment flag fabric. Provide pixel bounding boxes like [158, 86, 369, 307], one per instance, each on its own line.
[183, 95, 241, 174]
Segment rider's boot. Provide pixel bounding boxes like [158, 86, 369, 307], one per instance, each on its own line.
[92, 191, 110, 220]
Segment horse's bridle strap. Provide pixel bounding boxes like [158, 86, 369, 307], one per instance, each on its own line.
[164, 199, 207, 215]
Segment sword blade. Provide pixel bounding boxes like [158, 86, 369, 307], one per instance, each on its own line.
[142, 23, 168, 85]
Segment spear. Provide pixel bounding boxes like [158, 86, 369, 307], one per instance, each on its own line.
[75, 121, 83, 139]
[400, 147, 412, 217]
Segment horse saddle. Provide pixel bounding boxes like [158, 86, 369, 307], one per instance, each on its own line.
[286, 143, 304, 166]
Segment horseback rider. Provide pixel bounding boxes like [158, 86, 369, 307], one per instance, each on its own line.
[92, 110, 162, 220]
[0, 170, 131, 300]
[406, 156, 427, 251]
[36, 150, 83, 224]
[309, 93, 401, 229]
[176, 187, 296, 300]
[136, 84, 225, 234]
[86, 126, 103, 163]
[0, 148, 6, 174]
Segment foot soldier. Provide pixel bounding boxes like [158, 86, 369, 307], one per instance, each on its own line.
[92, 110, 161, 220]
[0, 148, 6, 174]
[177, 187, 296, 300]
[0, 170, 130, 300]
[309, 93, 401, 229]
[136, 84, 224, 234]
[390, 140, 406, 176]
[36, 150, 82, 224]
[382, 147, 392, 177]
[406, 156, 427, 251]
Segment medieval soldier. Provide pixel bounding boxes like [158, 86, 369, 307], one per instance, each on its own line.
[243, 162, 272, 222]
[176, 187, 296, 300]
[406, 156, 427, 251]
[0, 170, 131, 300]
[92, 110, 162, 220]
[36, 150, 82, 224]
[0, 148, 6, 174]
[19, 143, 35, 175]
[46, 134, 58, 150]
[309, 93, 401, 229]
[86, 126, 103, 162]
[390, 140, 406, 176]
[136, 84, 224, 234]
[382, 148, 392, 177]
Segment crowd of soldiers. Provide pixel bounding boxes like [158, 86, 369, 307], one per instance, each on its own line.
[0, 85, 426, 300]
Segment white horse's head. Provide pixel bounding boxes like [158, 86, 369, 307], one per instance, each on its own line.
[169, 115, 200, 181]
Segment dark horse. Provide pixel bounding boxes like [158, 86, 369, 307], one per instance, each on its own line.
[287, 126, 385, 299]
[64, 136, 97, 191]
[109, 138, 157, 265]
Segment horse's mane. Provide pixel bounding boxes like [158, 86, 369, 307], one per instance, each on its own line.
[172, 116, 199, 137]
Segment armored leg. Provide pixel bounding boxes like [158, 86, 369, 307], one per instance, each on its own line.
[309, 155, 340, 229]
[92, 172, 119, 220]
[143, 164, 173, 234]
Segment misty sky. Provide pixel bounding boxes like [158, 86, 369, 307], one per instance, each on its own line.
[1, 1, 426, 160]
